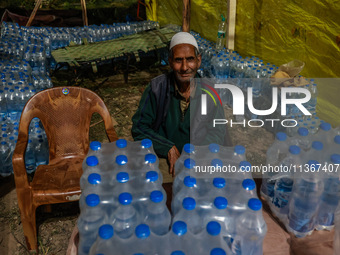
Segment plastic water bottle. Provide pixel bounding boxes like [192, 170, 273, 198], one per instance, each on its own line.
[304, 141, 325, 164]
[173, 158, 196, 195]
[0, 89, 7, 121]
[196, 221, 230, 254]
[144, 190, 171, 235]
[290, 127, 311, 151]
[216, 15, 227, 51]
[78, 194, 106, 255]
[172, 176, 199, 215]
[313, 122, 333, 145]
[111, 192, 140, 239]
[127, 224, 158, 255]
[172, 197, 203, 234]
[89, 224, 126, 255]
[261, 132, 289, 199]
[80, 155, 100, 188]
[334, 205, 340, 255]
[25, 139, 36, 174]
[166, 221, 196, 254]
[287, 161, 324, 238]
[315, 154, 340, 230]
[0, 141, 12, 176]
[203, 197, 231, 238]
[232, 198, 267, 255]
[35, 138, 49, 166]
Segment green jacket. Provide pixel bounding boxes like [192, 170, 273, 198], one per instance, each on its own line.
[131, 72, 226, 158]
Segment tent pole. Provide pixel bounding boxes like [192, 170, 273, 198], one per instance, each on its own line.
[182, 0, 191, 32]
[227, 0, 237, 50]
[81, 0, 88, 26]
[26, 0, 43, 27]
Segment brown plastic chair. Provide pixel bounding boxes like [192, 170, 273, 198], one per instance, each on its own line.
[12, 86, 118, 253]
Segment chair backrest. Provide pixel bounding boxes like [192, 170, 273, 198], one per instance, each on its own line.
[17, 86, 117, 162]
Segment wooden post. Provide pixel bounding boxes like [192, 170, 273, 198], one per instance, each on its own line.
[182, 0, 191, 32]
[81, 0, 88, 26]
[26, 0, 43, 27]
[227, 0, 237, 50]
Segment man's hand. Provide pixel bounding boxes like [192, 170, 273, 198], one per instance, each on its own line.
[168, 146, 180, 177]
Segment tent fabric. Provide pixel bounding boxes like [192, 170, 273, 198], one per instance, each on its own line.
[146, 0, 340, 127]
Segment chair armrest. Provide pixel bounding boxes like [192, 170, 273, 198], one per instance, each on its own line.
[12, 132, 30, 188]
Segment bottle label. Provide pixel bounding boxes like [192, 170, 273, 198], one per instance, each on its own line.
[217, 31, 226, 39]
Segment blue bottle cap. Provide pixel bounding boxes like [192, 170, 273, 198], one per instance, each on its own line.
[234, 145, 245, 155]
[312, 141, 323, 150]
[150, 190, 163, 203]
[0, 141, 6, 145]
[242, 179, 256, 191]
[334, 136, 340, 144]
[184, 176, 196, 187]
[289, 145, 301, 155]
[239, 161, 251, 171]
[276, 132, 287, 141]
[116, 155, 128, 165]
[297, 127, 308, 136]
[214, 197, 228, 209]
[85, 194, 100, 207]
[88, 173, 101, 185]
[135, 224, 150, 239]
[182, 197, 196, 210]
[171, 251, 185, 255]
[331, 154, 340, 164]
[28, 139, 32, 143]
[207, 221, 221, 236]
[86, 156, 99, 167]
[183, 143, 195, 154]
[172, 221, 187, 236]
[118, 192, 132, 205]
[248, 198, 262, 211]
[98, 224, 114, 240]
[211, 159, 223, 168]
[209, 143, 220, 153]
[116, 139, 127, 148]
[90, 141, 101, 151]
[141, 138, 152, 149]
[145, 154, 157, 164]
[146, 171, 158, 182]
[184, 158, 195, 169]
[320, 122, 331, 131]
[116, 172, 129, 183]
[213, 178, 226, 188]
[210, 248, 226, 255]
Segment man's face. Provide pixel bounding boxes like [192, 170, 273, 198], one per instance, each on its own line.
[169, 44, 201, 87]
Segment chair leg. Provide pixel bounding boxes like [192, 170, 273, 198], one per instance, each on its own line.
[17, 195, 38, 253]
[21, 206, 38, 253]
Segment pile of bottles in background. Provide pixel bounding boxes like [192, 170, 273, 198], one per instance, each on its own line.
[261, 122, 340, 238]
[0, 21, 159, 70]
[0, 57, 51, 177]
[79, 138, 268, 255]
[0, 20, 160, 177]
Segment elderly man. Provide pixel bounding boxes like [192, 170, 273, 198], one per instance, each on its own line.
[131, 32, 228, 178]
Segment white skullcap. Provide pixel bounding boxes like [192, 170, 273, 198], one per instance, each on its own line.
[169, 32, 199, 51]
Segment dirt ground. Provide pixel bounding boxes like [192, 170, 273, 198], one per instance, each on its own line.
[0, 56, 274, 254]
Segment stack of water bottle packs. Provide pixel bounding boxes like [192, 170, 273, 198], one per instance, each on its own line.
[261, 121, 340, 238]
[79, 139, 268, 255]
[0, 58, 51, 177]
